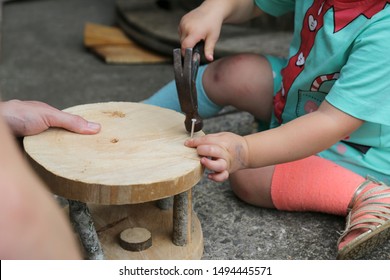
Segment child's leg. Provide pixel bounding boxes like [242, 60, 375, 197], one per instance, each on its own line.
[270, 156, 363, 215]
[144, 54, 275, 123]
[202, 54, 275, 123]
[230, 156, 362, 213]
[230, 155, 390, 259]
[270, 156, 390, 259]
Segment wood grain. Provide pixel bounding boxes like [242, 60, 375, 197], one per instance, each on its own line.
[24, 102, 204, 205]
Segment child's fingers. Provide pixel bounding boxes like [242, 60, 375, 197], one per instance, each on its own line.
[196, 144, 225, 162]
[185, 136, 230, 182]
[200, 157, 229, 182]
[184, 137, 200, 148]
[181, 35, 198, 51]
[204, 33, 219, 61]
[207, 170, 229, 182]
[182, 34, 217, 62]
[185, 134, 218, 147]
[200, 157, 227, 173]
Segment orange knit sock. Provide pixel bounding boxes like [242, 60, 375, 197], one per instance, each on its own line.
[270, 155, 364, 216]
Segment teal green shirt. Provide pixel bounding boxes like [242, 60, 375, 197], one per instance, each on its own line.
[255, 0, 390, 183]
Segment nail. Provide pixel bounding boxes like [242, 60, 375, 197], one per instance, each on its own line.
[190, 118, 196, 138]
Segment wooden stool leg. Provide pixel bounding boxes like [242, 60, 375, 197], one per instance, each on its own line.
[68, 200, 105, 260]
[156, 197, 173, 210]
[172, 190, 192, 246]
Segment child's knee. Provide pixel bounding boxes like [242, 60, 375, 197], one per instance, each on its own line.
[229, 169, 275, 208]
[230, 180, 252, 204]
[229, 173, 258, 204]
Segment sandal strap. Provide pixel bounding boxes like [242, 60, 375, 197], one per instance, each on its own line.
[347, 179, 375, 212]
[338, 178, 390, 244]
[348, 184, 390, 210]
[350, 209, 390, 221]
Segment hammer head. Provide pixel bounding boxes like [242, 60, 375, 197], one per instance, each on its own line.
[173, 42, 205, 134]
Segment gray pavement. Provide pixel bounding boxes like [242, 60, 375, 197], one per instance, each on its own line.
[1, 0, 389, 260]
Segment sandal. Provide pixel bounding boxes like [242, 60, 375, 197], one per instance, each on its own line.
[337, 177, 390, 260]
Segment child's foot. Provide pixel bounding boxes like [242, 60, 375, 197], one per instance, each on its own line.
[337, 178, 390, 259]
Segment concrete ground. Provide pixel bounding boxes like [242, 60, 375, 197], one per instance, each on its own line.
[1, 0, 389, 260]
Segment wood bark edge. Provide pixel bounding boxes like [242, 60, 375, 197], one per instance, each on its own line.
[119, 227, 152, 251]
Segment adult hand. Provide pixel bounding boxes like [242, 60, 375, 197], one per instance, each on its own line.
[0, 100, 101, 136]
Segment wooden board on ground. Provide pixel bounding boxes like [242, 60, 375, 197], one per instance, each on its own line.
[84, 22, 170, 64]
[90, 202, 204, 260]
[23, 102, 204, 205]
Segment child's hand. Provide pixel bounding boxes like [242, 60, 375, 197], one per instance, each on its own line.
[179, 2, 224, 61]
[0, 100, 101, 136]
[184, 132, 249, 182]
[178, 0, 263, 61]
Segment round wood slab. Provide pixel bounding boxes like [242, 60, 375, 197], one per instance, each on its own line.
[119, 227, 152, 251]
[24, 102, 204, 205]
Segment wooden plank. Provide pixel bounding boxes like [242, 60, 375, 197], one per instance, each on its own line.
[24, 102, 204, 205]
[84, 22, 132, 46]
[84, 22, 170, 64]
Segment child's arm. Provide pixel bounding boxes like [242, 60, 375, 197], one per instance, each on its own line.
[179, 0, 263, 61]
[0, 100, 100, 136]
[185, 101, 363, 182]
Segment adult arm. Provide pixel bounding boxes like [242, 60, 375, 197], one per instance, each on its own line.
[0, 115, 82, 259]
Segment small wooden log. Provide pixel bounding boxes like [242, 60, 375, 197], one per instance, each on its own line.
[156, 197, 173, 210]
[173, 190, 192, 246]
[119, 227, 152, 251]
[68, 200, 105, 260]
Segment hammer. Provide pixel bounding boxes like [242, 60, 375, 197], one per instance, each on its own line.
[173, 41, 204, 136]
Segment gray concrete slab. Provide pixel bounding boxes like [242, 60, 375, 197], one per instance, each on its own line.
[0, 0, 172, 108]
[1, 0, 389, 260]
